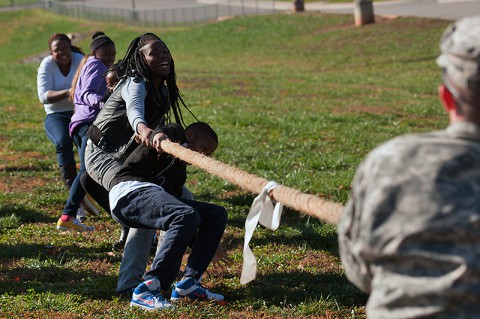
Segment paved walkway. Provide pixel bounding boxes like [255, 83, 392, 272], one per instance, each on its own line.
[69, 0, 480, 20]
[3, 0, 480, 20]
[304, 0, 480, 20]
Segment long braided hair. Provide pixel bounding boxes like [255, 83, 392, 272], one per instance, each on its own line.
[114, 33, 196, 127]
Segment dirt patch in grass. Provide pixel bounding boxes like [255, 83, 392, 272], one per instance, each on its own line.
[312, 19, 356, 34]
[0, 151, 50, 180]
[1, 310, 81, 319]
[178, 76, 220, 90]
[382, 16, 448, 30]
[298, 251, 341, 273]
[221, 189, 243, 199]
[0, 151, 47, 163]
[333, 104, 396, 116]
[179, 76, 252, 97]
[3, 105, 17, 113]
[0, 175, 50, 193]
[312, 15, 446, 34]
[331, 103, 445, 128]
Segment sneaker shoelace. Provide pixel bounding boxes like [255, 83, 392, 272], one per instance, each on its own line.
[152, 290, 166, 301]
[77, 206, 86, 219]
[196, 282, 213, 296]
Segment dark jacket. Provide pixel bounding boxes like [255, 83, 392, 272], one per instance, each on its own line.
[110, 123, 187, 197]
[87, 77, 169, 161]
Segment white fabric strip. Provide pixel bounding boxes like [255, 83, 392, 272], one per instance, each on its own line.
[240, 181, 284, 284]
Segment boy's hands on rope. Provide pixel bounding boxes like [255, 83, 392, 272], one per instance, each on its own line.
[136, 123, 168, 153]
[149, 131, 168, 153]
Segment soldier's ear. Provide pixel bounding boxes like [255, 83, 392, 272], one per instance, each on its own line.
[439, 84, 456, 113]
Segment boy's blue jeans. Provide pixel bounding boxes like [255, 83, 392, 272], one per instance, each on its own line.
[111, 186, 228, 290]
[116, 187, 194, 293]
[44, 111, 75, 167]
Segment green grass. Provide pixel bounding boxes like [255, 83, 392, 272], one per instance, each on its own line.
[0, 8, 450, 318]
[0, 0, 39, 6]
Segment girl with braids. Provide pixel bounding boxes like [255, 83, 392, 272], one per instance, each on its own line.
[82, 32, 193, 295]
[84, 32, 190, 193]
[37, 33, 83, 201]
[82, 33, 229, 310]
[56, 31, 116, 232]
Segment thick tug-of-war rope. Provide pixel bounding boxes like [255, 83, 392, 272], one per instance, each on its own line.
[160, 140, 344, 225]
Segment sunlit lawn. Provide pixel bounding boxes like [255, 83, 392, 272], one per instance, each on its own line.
[0, 8, 450, 318]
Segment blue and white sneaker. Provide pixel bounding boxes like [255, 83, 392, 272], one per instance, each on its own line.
[130, 278, 173, 311]
[171, 277, 224, 302]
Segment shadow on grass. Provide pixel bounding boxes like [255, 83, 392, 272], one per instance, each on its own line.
[0, 240, 121, 300]
[0, 263, 119, 299]
[226, 270, 367, 309]
[220, 206, 339, 256]
[0, 242, 121, 262]
[0, 203, 54, 223]
[1, 164, 51, 172]
[222, 224, 338, 257]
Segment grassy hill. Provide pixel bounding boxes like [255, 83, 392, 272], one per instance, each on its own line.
[0, 8, 449, 318]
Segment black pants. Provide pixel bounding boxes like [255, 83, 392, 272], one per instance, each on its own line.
[80, 172, 110, 213]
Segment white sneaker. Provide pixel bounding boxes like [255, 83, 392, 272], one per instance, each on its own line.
[130, 279, 174, 311]
[76, 206, 87, 223]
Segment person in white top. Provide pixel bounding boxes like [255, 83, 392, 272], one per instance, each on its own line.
[37, 33, 84, 192]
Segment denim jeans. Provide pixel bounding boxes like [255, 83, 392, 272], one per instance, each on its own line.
[62, 123, 89, 217]
[116, 187, 194, 292]
[116, 228, 156, 292]
[111, 186, 227, 290]
[44, 111, 75, 167]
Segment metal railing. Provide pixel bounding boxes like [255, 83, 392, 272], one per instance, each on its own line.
[0, 0, 43, 9]
[43, 0, 279, 26]
[0, 0, 40, 6]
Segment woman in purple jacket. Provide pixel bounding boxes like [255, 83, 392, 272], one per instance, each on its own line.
[56, 31, 116, 232]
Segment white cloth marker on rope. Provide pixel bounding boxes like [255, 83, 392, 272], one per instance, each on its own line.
[240, 181, 284, 285]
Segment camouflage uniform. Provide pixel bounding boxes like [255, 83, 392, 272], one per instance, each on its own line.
[338, 122, 480, 318]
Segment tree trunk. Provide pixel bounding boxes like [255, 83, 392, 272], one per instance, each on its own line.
[293, 0, 305, 12]
[354, 0, 375, 26]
